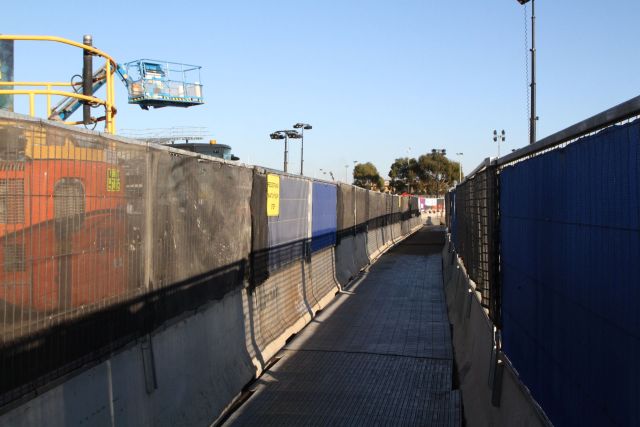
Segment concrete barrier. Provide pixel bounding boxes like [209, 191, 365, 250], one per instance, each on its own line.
[1, 224, 425, 427]
[441, 237, 551, 427]
[1, 289, 256, 427]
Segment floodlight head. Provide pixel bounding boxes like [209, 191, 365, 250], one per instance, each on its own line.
[293, 123, 303, 129]
[270, 132, 285, 140]
[285, 130, 301, 139]
[303, 124, 312, 130]
[517, 0, 530, 5]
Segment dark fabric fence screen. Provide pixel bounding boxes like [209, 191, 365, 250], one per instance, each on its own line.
[500, 120, 640, 427]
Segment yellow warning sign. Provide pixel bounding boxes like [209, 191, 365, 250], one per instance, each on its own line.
[107, 168, 121, 192]
[266, 174, 280, 216]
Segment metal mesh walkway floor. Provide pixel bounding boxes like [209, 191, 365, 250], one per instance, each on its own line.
[226, 227, 460, 426]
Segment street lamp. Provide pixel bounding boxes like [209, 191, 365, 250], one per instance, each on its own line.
[516, 0, 537, 145]
[493, 129, 506, 158]
[293, 123, 312, 176]
[455, 152, 463, 183]
[270, 130, 301, 173]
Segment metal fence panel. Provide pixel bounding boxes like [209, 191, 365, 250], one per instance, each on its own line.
[267, 175, 310, 272]
[0, 117, 254, 407]
[337, 183, 354, 232]
[352, 187, 370, 269]
[452, 167, 499, 317]
[500, 120, 640, 427]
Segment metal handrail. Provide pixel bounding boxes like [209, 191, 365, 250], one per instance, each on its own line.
[0, 35, 117, 133]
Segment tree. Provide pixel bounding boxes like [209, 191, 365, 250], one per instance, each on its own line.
[353, 162, 384, 191]
[388, 157, 420, 194]
[415, 152, 461, 196]
[387, 152, 461, 195]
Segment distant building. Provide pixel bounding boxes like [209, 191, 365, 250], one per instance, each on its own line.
[173, 142, 239, 161]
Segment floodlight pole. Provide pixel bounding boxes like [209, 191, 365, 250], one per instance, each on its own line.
[530, 0, 536, 145]
[518, 0, 537, 145]
[300, 128, 304, 175]
[284, 134, 289, 173]
[293, 123, 312, 175]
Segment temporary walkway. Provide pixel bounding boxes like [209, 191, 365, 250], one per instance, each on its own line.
[225, 227, 460, 426]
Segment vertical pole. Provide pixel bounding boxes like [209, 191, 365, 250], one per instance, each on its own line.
[300, 128, 304, 175]
[486, 164, 501, 328]
[83, 35, 93, 126]
[46, 84, 52, 118]
[144, 151, 157, 290]
[284, 135, 288, 173]
[110, 64, 116, 133]
[0, 38, 14, 111]
[105, 60, 113, 133]
[29, 93, 35, 116]
[530, 0, 536, 145]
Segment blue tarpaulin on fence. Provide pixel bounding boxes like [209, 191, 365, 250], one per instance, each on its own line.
[500, 120, 640, 427]
[311, 182, 337, 252]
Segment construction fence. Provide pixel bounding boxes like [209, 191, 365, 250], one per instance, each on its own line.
[447, 96, 640, 427]
[0, 111, 423, 410]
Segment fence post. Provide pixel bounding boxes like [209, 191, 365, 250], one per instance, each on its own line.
[144, 149, 157, 290]
[486, 164, 501, 328]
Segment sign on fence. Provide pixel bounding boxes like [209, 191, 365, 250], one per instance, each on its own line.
[266, 174, 280, 216]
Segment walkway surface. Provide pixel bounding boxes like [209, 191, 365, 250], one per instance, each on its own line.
[226, 227, 460, 426]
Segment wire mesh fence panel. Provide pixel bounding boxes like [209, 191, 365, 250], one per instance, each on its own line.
[352, 187, 370, 270]
[452, 167, 499, 318]
[335, 184, 357, 285]
[309, 246, 339, 306]
[391, 195, 402, 240]
[266, 175, 310, 273]
[0, 115, 254, 407]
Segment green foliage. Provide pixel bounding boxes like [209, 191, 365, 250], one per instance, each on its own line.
[353, 162, 384, 191]
[388, 152, 461, 195]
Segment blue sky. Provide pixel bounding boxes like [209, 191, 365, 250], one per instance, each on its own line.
[4, 1, 640, 180]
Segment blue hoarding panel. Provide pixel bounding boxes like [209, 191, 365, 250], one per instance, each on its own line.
[311, 182, 337, 252]
[500, 120, 640, 427]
